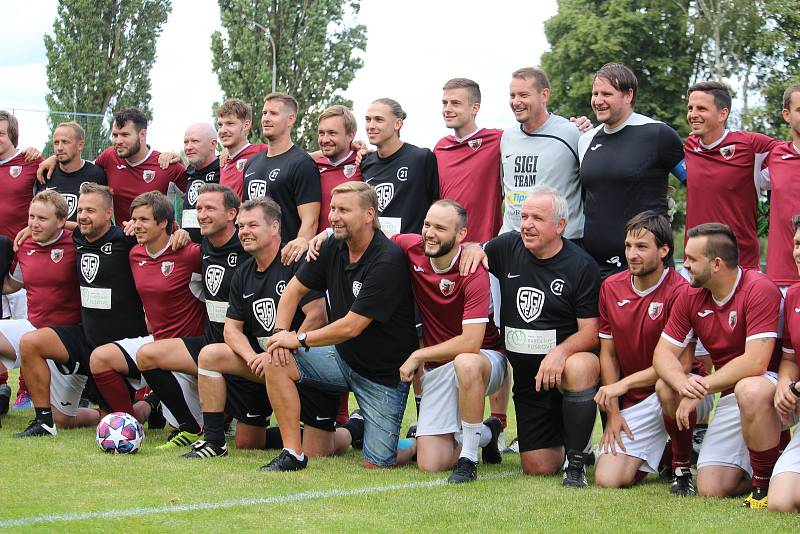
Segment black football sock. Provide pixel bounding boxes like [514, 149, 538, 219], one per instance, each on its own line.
[140, 368, 201, 434]
[561, 386, 597, 455]
[203, 412, 226, 447]
[35, 406, 54, 427]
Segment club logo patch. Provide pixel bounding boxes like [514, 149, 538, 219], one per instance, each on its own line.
[161, 261, 174, 276]
[205, 265, 225, 297]
[81, 253, 99, 283]
[648, 302, 664, 320]
[439, 278, 456, 296]
[343, 164, 356, 178]
[142, 170, 156, 183]
[728, 311, 737, 328]
[374, 183, 394, 211]
[9, 165, 22, 178]
[268, 169, 280, 182]
[396, 166, 408, 181]
[248, 179, 267, 199]
[187, 180, 203, 206]
[352, 281, 362, 297]
[227, 253, 238, 267]
[468, 138, 482, 150]
[550, 278, 565, 296]
[719, 145, 736, 160]
[276, 279, 286, 296]
[236, 158, 247, 172]
[62, 193, 78, 219]
[253, 298, 276, 332]
[101, 243, 112, 254]
[50, 249, 64, 263]
[516, 286, 545, 324]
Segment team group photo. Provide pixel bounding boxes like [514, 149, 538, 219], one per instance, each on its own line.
[2, 0, 800, 531]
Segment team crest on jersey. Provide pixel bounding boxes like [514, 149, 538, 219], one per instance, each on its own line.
[50, 249, 64, 263]
[719, 145, 736, 160]
[188, 180, 203, 206]
[236, 158, 248, 172]
[205, 265, 225, 297]
[439, 278, 456, 296]
[227, 253, 238, 267]
[253, 298, 276, 332]
[374, 183, 394, 211]
[276, 280, 286, 296]
[63, 193, 78, 218]
[101, 243, 112, 254]
[268, 169, 280, 182]
[161, 261, 174, 276]
[728, 311, 737, 328]
[81, 253, 100, 283]
[142, 170, 156, 183]
[248, 179, 267, 199]
[352, 281, 362, 297]
[468, 138, 482, 151]
[648, 302, 664, 320]
[9, 165, 22, 178]
[517, 286, 545, 324]
[343, 164, 356, 178]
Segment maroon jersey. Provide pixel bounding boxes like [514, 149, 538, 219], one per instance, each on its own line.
[392, 233, 501, 366]
[434, 128, 503, 242]
[220, 143, 267, 199]
[599, 268, 687, 408]
[684, 131, 778, 269]
[766, 142, 800, 285]
[662, 269, 781, 382]
[0, 151, 41, 240]
[129, 241, 204, 339]
[10, 229, 80, 328]
[782, 283, 800, 364]
[315, 150, 362, 231]
[95, 147, 187, 223]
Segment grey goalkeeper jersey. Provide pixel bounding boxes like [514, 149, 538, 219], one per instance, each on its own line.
[500, 113, 583, 239]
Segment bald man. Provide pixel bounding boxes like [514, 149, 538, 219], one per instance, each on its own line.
[181, 123, 220, 243]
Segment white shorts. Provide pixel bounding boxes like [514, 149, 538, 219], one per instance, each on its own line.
[697, 371, 779, 475]
[48, 359, 88, 418]
[416, 349, 506, 437]
[489, 274, 501, 328]
[0, 318, 34, 369]
[773, 425, 800, 477]
[1, 288, 27, 320]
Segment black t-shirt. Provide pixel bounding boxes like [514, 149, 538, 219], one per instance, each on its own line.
[73, 225, 147, 347]
[242, 145, 321, 243]
[484, 233, 600, 396]
[201, 230, 244, 342]
[40, 161, 107, 222]
[295, 232, 418, 386]
[226, 250, 322, 353]
[183, 160, 221, 244]
[360, 142, 440, 234]
[578, 114, 684, 277]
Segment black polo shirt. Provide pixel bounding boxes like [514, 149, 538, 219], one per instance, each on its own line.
[40, 161, 107, 222]
[295, 231, 418, 386]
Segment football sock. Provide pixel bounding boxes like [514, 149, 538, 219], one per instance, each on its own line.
[491, 412, 507, 430]
[479, 424, 492, 448]
[460, 421, 483, 463]
[561, 386, 597, 454]
[140, 368, 201, 434]
[749, 443, 781, 490]
[18, 369, 27, 394]
[93, 370, 135, 416]
[35, 406, 54, 427]
[663, 412, 695, 468]
[415, 395, 423, 417]
[0, 370, 7, 385]
[265, 426, 285, 449]
[285, 447, 305, 461]
[203, 411, 226, 447]
[336, 393, 350, 425]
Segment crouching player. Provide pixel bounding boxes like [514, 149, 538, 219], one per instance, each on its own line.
[593, 211, 711, 494]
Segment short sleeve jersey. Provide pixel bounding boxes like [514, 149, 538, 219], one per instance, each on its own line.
[315, 150, 362, 231]
[295, 232, 418, 386]
[0, 151, 41, 240]
[684, 130, 778, 270]
[94, 147, 187, 223]
[226, 252, 322, 353]
[74, 226, 148, 347]
[579, 114, 684, 276]
[11, 230, 81, 328]
[243, 144, 322, 243]
[42, 161, 107, 222]
[220, 143, 267, 199]
[201, 231, 244, 342]
[599, 268, 687, 408]
[484, 233, 600, 394]
[765, 142, 800, 285]
[435, 128, 503, 242]
[360, 142, 440, 236]
[181, 159, 221, 243]
[500, 116, 583, 239]
[662, 268, 782, 375]
[392, 234, 502, 361]
[782, 283, 800, 363]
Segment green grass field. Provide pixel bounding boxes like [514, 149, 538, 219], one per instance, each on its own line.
[1, 370, 798, 533]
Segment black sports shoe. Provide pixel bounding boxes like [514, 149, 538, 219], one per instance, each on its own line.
[406, 423, 417, 439]
[260, 449, 308, 471]
[180, 440, 228, 459]
[562, 451, 588, 488]
[343, 409, 365, 450]
[0, 383, 11, 415]
[481, 417, 503, 465]
[447, 457, 478, 484]
[670, 467, 696, 496]
[144, 391, 166, 430]
[14, 418, 57, 438]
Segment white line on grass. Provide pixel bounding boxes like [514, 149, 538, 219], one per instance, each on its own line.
[0, 470, 518, 527]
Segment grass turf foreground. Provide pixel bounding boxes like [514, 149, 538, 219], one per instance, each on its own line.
[1, 375, 798, 532]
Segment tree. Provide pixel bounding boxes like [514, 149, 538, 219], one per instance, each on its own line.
[44, 0, 172, 158]
[211, 0, 367, 150]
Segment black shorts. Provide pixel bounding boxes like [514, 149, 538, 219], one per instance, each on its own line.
[51, 324, 93, 376]
[509, 354, 563, 453]
[182, 334, 214, 364]
[297, 382, 339, 432]
[225, 374, 272, 427]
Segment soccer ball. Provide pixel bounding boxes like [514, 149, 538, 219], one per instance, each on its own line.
[96, 412, 144, 454]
